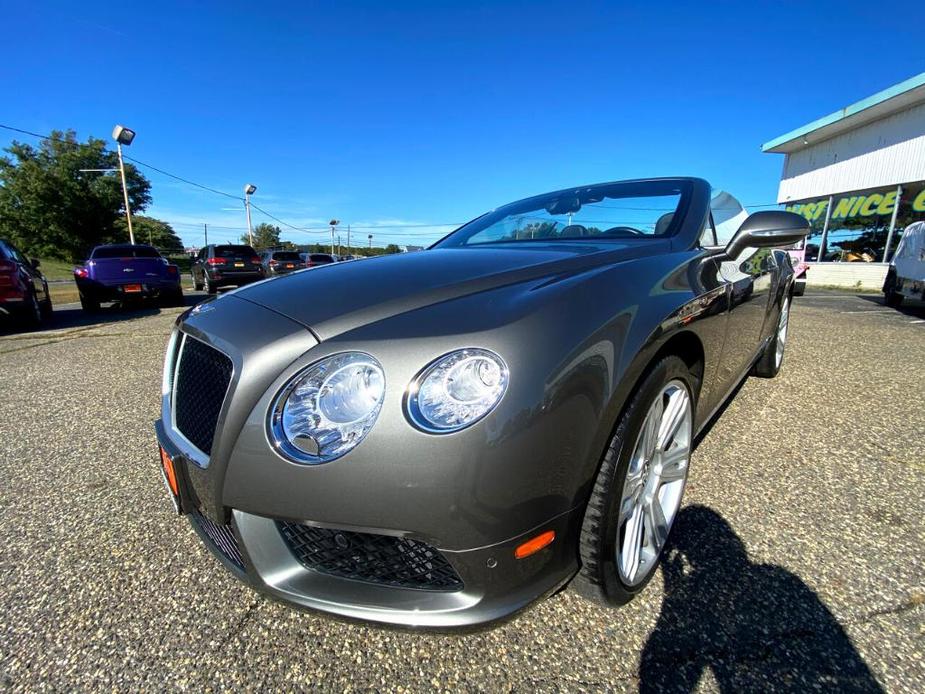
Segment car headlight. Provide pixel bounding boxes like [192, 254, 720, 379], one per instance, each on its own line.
[268, 352, 385, 464]
[407, 349, 509, 433]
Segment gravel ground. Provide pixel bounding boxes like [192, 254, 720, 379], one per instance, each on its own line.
[0, 292, 923, 692]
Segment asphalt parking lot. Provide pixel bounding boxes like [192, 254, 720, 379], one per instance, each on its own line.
[1, 291, 923, 692]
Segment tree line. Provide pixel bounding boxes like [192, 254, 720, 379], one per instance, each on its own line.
[0, 130, 184, 261]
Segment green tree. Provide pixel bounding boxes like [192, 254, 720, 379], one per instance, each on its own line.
[115, 216, 184, 252]
[0, 130, 151, 261]
[243, 222, 282, 250]
[384, 243, 402, 254]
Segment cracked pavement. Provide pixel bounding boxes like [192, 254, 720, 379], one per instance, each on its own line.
[0, 291, 923, 691]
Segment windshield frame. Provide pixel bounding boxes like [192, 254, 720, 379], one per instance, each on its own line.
[433, 178, 693, 249]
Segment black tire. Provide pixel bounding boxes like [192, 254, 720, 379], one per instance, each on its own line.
[203, 275, 216, 295]
[79, 292, 100, 314]
[752, 295, 790, 379]
[193, 271, 203, 291]
[18, 290, 43, 329]
[884, 289, 903, 308]
[41, 294, 53, 319]
[574, 355, 696, 606]
[160, 287, 185, 308]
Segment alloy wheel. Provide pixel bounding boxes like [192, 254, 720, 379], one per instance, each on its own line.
[617, 379, 692, 586]
[775, 298, 790, 368]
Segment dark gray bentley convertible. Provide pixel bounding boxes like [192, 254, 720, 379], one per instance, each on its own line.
[155, 177, 808, 628]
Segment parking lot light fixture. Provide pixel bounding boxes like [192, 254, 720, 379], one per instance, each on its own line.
[112, 125, 137, 245]
[244, 184, 257, 247]
[329, 219, 340, 255]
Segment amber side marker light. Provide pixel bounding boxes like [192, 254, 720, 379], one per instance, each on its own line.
[159, 447, 179, 496]
[515, 530, 556, 559]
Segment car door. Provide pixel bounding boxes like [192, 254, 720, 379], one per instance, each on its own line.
[193, 248, 207, 283]
[709, 193, 779, 390]
[4, 241, 48, 304]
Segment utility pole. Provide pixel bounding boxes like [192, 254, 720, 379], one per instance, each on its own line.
[347, 224, 351, 254]
[204, 223, 208, 246]
[244, 184, 257, 247]
[329, 219, 340, 255]
[112, 125, 137, 245]
[115, 142, 134, 245]
[368, 234, 373, 252]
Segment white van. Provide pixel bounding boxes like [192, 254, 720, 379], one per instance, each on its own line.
[883, 221, 925, 307]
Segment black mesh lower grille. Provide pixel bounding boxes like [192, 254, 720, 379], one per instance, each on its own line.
[193, 510, 245, 570]
[277, 522, 463, 592]
[173, 336, 232, 455]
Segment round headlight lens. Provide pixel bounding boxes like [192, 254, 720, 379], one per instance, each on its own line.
[269, 352, 385, 463]
[407, 349, 509, 433]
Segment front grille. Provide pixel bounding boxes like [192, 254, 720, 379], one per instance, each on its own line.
[277, 522, 464, 592]
[173, 336, 233, 456]
[193, 509, 245, 570]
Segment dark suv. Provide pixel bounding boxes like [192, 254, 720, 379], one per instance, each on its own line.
[191, 244, 263, 294]
[260, 250, 302, 276]
[0, 238, 52, 329]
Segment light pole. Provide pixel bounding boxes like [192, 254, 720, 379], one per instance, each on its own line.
[244, 184, 257, 247]
[329, 219, 340, 256]
[112, 125, 136, 245]
[368, 234, 373, 252]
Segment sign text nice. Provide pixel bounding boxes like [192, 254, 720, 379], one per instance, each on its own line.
[787, 188, 925, 221]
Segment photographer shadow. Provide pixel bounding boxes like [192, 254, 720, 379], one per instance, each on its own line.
[639, 505, 883, 693]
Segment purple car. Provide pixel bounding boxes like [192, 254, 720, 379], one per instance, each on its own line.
[74, 243, 184, 313]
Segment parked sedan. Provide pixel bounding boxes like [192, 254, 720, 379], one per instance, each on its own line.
[191, 244, 263, 294]
[300, 252, 336, 268]
[0, 238, 52, 328]
[154, 177, 808, 629]
[74, 243, 183, 313]
[261, 250, 302, 276]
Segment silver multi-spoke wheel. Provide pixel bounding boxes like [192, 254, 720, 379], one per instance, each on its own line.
[775, 298, 790, 368]
[617, 379, 692, 586]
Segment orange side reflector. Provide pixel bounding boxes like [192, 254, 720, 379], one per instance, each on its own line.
[515, 530, 556, 559]
[160, 447, 179, 496]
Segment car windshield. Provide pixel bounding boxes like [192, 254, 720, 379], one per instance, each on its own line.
[273, 252, 301, 260]
[215, 245, 255, 257]
[92, 245, 161, 259]
[435, 180, 690, 248]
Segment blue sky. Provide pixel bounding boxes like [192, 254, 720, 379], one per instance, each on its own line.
[3, 0, 923, 248]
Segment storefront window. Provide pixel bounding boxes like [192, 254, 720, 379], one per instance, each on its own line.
[784, 197, 828, 261]
[885, 182, 925, 262]
[785, 183, 925, 262]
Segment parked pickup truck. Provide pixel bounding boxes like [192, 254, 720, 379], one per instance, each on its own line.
[74, 243, 184, 313]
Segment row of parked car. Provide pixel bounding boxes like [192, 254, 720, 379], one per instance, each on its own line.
[1, 239, 356, 331]
[190, 245, 343, 294]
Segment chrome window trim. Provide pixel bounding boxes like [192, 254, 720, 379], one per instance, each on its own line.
[162, 330, 235, 469]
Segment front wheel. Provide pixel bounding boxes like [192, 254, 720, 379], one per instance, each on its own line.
[192, 271, 203, 291]
[203, 275, 216, 295]
[574, 355, 695, 606]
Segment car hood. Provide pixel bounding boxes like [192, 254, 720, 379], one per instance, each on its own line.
[231, 243, 666, 340]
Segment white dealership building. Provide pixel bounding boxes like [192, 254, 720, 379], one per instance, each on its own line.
[762, 72, 925, 289]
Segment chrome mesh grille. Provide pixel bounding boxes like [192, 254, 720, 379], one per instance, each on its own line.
[173, 336, 232, 456]
[276, 522, 463, 591]
[193, 509, 245, 570]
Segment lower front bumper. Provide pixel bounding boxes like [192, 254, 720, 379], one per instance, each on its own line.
[157, 420, 581, 629]
[79, 280, 180, 302]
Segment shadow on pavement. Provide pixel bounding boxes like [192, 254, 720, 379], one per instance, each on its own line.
[0, 292, 206, 335]
[857, 293, 925, 317]
[639, 505, 883, 692]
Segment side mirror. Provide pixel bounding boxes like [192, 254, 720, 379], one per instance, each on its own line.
[725, 211, 810, 259]
[30, 258, 41, 269]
